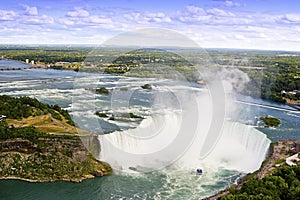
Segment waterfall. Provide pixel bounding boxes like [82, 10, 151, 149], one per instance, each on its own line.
[98, 111, 185, 172]
[97, 88, 270, 174]
[206, 121, 271, 172]
[98, 113, 270, 173]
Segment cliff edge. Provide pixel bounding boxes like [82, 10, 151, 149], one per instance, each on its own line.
[0, 95, 112, 182]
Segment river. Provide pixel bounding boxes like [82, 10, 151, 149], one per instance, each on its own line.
[0, 60, 299, 200]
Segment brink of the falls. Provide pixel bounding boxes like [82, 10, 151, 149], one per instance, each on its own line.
[98, 90, 270, 174]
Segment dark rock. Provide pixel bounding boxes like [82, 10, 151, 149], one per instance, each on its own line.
[141, 84, 152, 90]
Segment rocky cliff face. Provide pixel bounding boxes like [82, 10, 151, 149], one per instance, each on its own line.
[0, 139, 35, 153]
[0, 95, 112, 182]
[0, 134, 112, 182]
[80, 135, 101, 159]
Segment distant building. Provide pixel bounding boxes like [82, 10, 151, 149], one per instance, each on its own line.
[289, 142, 300, 154]
[31, 60, 35, 65]
[25, 59, 29, 64]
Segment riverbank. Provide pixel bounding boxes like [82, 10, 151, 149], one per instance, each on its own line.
[204, 140, 300, 200]
[0, 135, 112, 183]
[0, 95, 112, 183]
[2, 57, 299, 113]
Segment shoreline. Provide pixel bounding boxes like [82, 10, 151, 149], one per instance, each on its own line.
[0, 95, 112, 185]
[1, 140, 297, 194]
[204, 140, 299, 200]
[2, 58, 299, 111]
[0, 173, 99, 183]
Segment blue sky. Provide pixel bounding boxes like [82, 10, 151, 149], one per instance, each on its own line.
[0, 0, 300, 50]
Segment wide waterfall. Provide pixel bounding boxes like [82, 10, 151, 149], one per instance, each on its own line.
[205, 121, 271, 172]
[97, 85, 271, 174]
[98, 111, 184, 172]
[98, 111, 271, 174]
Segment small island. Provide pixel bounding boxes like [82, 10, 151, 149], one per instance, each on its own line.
[95, 87, 110, 95]
[128, 112, 144, 119]
[95, 111, 109, 118]
[260, 116, 281, 128]
[95, 111, 144, 121]
[141, 84, 152, 90]
[0, 95, 112, 183]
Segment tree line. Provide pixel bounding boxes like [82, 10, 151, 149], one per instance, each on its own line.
[221, 165, 300, 199]
[0, 95, 75, 126]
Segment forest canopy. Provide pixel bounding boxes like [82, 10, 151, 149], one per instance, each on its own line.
[220, 165, 300, 200]
[0, 95, 74, 126]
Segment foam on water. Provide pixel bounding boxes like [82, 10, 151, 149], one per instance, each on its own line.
[99, 90, 271, 174]
[0, 64, 280, 199]
[97, 89, 270, 199]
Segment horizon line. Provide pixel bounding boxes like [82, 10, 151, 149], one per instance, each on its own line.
[0, 44, 299, 53]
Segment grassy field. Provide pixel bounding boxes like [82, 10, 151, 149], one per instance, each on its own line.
[6, 113, 88, 135]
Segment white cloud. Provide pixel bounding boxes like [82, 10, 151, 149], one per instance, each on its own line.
[25, 6, 38, 16]
[11, 5, 56, 26]
[146, 12, 172, 23]
[175, 6, 294, 26]
[176, 6, 241, 24]
[87, 16, 112, 24]
[124, 11, 171, 24]
[58, 13, 121, 32]
[67, 8, 89, 17]
[223, 1, 241, 7]
[0, 9, 16, 21]
[284, 14, 300, 23]
[186, 6, 206, 15]
[124, 12, 140, 21]
[176, 6, 209, 23]
[20, 14, 54, 25]
[59, 18, 75, 26]
[62, 8, 122, 28]
[207, 8, 234, 17]
[178, 15, 212, 23]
